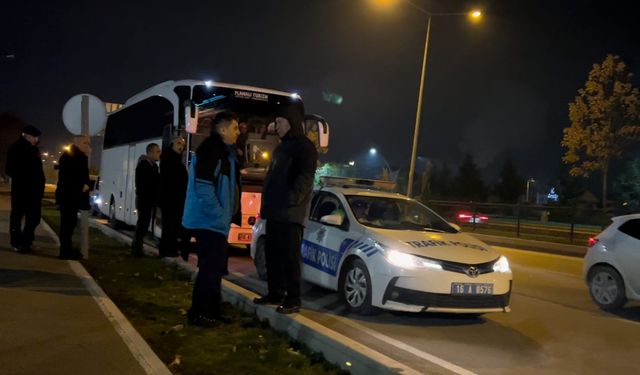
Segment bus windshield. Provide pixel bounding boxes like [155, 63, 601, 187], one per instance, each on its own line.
[189, 85, 304, 181]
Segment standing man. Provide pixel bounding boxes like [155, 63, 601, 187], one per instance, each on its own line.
[5, 125, 45, 253]
[183, 112, 241, 327]
[158, 135, 188, 258]
[56, 136, 91, 260]
[132, 143, 161, 257]
[254, 104, 318, 314]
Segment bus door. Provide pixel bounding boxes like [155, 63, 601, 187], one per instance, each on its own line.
[124, 144, 137, 225]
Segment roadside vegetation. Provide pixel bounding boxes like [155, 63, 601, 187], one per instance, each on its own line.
[42, 206, 346, 375]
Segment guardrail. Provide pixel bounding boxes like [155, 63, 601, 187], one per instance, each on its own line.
[426, 200, 611, 245]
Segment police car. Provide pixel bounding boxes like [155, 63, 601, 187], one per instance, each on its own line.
[251, 177, 512, 314]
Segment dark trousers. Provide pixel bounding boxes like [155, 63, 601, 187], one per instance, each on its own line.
[132, 202, 154, 253]
[265, 221, 303, 305]
[59, 205, 79, 255]
[10, 192, 41, 249]
[190, 230, 228, 318]
[159, 204, 187, 256]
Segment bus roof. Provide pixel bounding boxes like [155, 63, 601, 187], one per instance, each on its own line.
[125, 79, 299, 107]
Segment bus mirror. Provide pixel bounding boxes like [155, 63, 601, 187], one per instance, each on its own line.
[318, 121, 329, 148]
[185, 103, 198, 134]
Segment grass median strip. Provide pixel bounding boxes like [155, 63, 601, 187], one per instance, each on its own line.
[42, 207, 346, 375]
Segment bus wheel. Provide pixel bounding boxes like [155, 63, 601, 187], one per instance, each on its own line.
[254, 237, 268, 281]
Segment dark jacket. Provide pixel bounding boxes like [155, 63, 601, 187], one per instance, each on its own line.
[55, 145, 90, 210]
[182, 133, 242, 235]
[135, 155, 160, 209]
[260, 132, 318, 225]
[5, 137, 45, 199]
[159, 147, 188, 211]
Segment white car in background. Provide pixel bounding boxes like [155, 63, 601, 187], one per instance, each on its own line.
[251, 177, 512, 315]
[584, 214, 640, 310]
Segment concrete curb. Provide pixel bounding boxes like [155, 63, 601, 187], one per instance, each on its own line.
[91, 220, 420, 375]
[40, 219, 172, 375]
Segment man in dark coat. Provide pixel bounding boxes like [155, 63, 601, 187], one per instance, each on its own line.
[254, 103, 318, 314]
[55, 136, 91, 260]
[159, 135, 188, 258]
[132, 143, 161, 257]
[5, 125, 45, 253]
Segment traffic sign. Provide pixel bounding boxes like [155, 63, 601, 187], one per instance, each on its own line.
[62, 94, 107, 136]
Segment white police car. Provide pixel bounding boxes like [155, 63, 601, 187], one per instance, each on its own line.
[251, 177, 512, 314]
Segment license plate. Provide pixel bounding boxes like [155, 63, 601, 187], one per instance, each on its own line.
[451, 283, 493, 295]
[238, 233, 252, 242]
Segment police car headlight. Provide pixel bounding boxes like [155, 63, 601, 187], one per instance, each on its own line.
[385, 250, 442, 270]
[94, 197, 102, 205]
[492, 256, 510, 273]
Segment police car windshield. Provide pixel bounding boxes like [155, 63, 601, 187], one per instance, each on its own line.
[346, 195, 457, 233]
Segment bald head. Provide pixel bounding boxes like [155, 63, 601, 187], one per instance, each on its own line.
[74, 136, 91, 155]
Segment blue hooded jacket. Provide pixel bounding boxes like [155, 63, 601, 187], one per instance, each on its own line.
[182, 134, 240, 236]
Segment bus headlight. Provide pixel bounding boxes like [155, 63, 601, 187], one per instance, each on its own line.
[493, 256, 511, 273]
[385, 250, 442, 270]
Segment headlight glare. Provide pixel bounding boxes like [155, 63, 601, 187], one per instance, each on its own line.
[493, 256, 510, 273]
[385, 250, 442, 270]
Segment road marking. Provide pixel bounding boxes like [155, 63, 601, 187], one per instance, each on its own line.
[230, 266, 476, 375]
[39, 219, 172, 374]
[301, 297, 477, 375]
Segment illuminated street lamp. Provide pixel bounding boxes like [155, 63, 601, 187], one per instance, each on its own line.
[63, 145, 71, 152]
[348, 160, 356, 166]
[369, 147, 377, 156]
[373, 1, 482, 197]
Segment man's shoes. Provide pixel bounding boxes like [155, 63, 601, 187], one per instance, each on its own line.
[213, 314, 233, 324]
[253, 294, 283, 305]
[188, 314, 219, 328]
[276, 302, 301, 315]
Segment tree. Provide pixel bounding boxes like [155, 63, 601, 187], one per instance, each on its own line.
[615, 158, 640, 211]
[455, 154, 487, 201]
[562, 54, 640, 209]
[494, 158, 524, 203]
[430, 164, 453, 199]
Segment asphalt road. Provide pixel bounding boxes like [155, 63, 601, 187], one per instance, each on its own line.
[225, 245, 640, 375]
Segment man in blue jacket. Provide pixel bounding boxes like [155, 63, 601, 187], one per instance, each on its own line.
[182, 112, 241, 327]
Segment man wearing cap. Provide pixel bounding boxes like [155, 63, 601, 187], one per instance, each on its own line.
[158, 135, 188, 258]
[5, 125, 45, 253]
[254, 103, 318, 314]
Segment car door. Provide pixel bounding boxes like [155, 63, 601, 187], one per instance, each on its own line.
[616, 218, 640, 292]
[302, 192, 352, 290]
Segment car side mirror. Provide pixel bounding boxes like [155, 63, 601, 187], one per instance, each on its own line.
[320, 214, 344, 226]
[449, 222, 461, 232]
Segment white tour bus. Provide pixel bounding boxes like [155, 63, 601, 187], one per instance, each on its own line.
[97, 79, 329, 246]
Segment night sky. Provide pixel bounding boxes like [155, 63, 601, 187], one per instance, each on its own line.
[1, 0, 638, 184]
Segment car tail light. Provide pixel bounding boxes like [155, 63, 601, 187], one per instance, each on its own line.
[588, 237, 599, 247]
[458, 213, 471, 219]
[479, 215, 489, 221]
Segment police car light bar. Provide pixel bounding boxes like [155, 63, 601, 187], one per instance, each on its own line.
[320, 176, 396, 192]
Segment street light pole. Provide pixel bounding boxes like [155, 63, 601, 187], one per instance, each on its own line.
[407, 14, 432, 198]
[526, 178, 536, 203]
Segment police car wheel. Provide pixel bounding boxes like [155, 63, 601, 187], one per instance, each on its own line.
[254, 237, 268, 281]
[341, 259, 374, 315]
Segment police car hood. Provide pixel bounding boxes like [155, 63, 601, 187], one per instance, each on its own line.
[368, 228, 500, 264]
